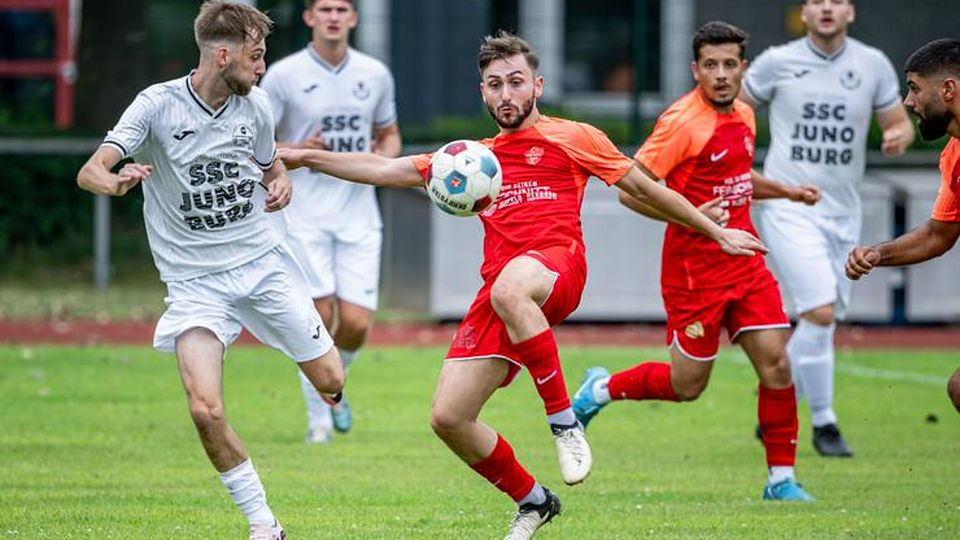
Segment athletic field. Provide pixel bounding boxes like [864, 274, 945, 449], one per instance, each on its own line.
[1, 344, 958, 539]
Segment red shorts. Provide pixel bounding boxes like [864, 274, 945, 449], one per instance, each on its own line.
[445, 245, 587, 386]
[663, 269, 790, 361]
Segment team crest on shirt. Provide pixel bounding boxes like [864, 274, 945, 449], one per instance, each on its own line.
[743, 136, 755, 158]
[684, 321, 705, 340]
[525, 146, 544, 165]
[840, 69, 862, 90]
[232, 124, 253, 148]
[352, 80, 371, 100]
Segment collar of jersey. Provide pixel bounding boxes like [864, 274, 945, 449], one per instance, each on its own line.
[306, 44, 351, 74]
[184, 71, 233, 119]
[805, 37, 848, 62]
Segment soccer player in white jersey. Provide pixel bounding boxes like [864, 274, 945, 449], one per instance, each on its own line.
[259, 0, 401, 444]
[76, 2, 344, 538]
[739, 0, 915, 457]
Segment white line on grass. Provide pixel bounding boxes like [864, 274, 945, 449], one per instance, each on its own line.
[723, 351, 946, 386]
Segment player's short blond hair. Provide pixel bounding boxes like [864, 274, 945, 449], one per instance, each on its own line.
[477, 31, 540, 75]
[194, 0, 273, 49]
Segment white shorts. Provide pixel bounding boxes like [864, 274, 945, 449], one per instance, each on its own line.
[755, 201, 861, 320]
[283, 227, 382, 311]
[154, 245, 335, 362]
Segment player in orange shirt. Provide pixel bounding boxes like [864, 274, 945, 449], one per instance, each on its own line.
[280, 31, 766, 539]
[573, 21, 820, 501]
[846, 38, 960, 412]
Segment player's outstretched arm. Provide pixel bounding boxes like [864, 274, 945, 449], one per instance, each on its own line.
[616, 165, 766, 256]
[846, 219, 960, 280]
[277, 147, 422, 189]
[77, 145, 150, 197]
[750, 170, 821, 205]
[619, 191, 730, 228]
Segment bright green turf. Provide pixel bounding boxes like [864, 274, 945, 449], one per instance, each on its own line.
[1, 345, 958, 539]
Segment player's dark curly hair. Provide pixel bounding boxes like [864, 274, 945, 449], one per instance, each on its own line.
[692, 21, 749, 61]
[477, 31, 540, 74]
[905, 38, 960, 78]
[194, 0, 273, 49]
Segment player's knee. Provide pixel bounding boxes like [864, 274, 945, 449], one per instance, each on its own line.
[803, 305, 836, 326]
[673, 380, 707, 402]
[338, 316, 370, 345]
[302, 356, 345, 394]
[489, 278, 522, 318]
[759, 352, 793, 388]
[188, 397, 226, 429]
[429, 407, 464, 438]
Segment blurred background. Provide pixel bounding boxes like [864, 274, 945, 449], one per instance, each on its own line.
[1, 0, 957, 324]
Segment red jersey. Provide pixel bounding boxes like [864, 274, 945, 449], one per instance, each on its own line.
[930, 137, 960, 222]
[412, 116, 634, 281]
[635, 89, 765, 290]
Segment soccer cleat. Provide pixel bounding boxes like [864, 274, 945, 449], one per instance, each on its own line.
[503, 488, 561, 540]
[331, 393, 352, 433]
[305, 427, 332, 444]
[248, 520, 286, 540]
[551, 421, 592, 485]
[762, 478, 815, 502]
[812, 423, 853, 457]
[572, 366, 611, 429]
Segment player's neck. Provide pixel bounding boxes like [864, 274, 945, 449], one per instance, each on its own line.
[807, 32, 847, 57]
[311, 39, 349, 67]
[190, 68, 232, 111]
[949, 117, 960, 140]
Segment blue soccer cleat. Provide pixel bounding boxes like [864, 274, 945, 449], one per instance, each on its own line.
[572, 367, 611, 429]
[763, 478, 815, 502]
[331, 393, 352, 433]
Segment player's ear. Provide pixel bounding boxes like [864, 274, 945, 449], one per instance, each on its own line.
[216, 45, 230, 68]
[302, 8, 315, 29]
[690, 60, 699, 81]
[847, 3, 856, 24]
[534, 75, 544, 98]
[942, 77, 957, 103]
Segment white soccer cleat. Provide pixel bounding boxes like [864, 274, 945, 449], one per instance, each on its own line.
[305, 427, 332, 444]
[248, 520, 286, 540]
[503, 488, 561, 540]
[551, 421, 592, 485]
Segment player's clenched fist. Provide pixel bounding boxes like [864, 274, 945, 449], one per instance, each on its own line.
[845, 246, 881, 280]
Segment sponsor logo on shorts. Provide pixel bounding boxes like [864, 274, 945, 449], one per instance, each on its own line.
[453, 324, 476, 349]
[684, 321, 705, 340]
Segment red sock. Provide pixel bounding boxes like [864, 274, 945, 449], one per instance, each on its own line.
[758, 384, 798, 467]
[515, 329, 570, 414]
[469, 434, 536, 502]
[607, 362, 679, 401]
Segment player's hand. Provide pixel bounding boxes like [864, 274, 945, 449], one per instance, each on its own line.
[845, 245, 881, 280]
[717, 228, 767, 257]
[115, 163, 152, 195]
[300, 136, 329, 150]
[789, 184, 821, 205]
[264, 174, 292, 212]
[881, 126, 911, 156]
[277, 147, 307, 170]
[698, 197, 730, 227]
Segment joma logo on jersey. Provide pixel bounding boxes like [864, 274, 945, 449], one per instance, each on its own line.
[173, 129, 196, 141]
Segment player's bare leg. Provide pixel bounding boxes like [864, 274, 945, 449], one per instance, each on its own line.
[176, 327, 284, 535]
[793, 302, 853, 457]
[490, 256, 591, 484]
[739, 328, 814, 501]
[320, 299, 372, 433]
[296, 296, 339, 442]
[430, 358, 560, 539]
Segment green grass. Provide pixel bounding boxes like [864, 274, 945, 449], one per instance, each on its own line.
[1, 345, 958, 539]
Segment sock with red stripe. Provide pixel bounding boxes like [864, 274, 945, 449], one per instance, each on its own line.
[607, 362, 679, 402]
[758, 384, 799, 468]
[469, 434, 537, 502]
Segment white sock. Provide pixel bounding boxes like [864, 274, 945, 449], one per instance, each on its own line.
[518, 482, 546, 506]
[339, 348, 358, 370]
[298, 369, 332, 431]
[788, 319, 838, 427]
[219, 459, 276, 526]
[548, 408, 577, 427]
[768, 466, 795, 485]
[592, 376, 612, 405]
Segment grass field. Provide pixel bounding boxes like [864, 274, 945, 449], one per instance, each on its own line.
[1, 344, 958, 539]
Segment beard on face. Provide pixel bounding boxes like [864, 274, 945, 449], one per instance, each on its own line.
[486, 94, 535, 129]
[223, 63, 254, 96]
[913, 103, 952, 140]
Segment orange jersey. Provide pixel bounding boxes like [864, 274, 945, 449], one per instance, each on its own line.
[635, 89, 765, 290]
[930, 137, 960, 222]
[412, 116, 633, 281]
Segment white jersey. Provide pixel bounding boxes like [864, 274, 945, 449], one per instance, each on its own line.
[744, 37, 902, 216]
[103, 73, 281, 282]
[259, 46, 397, 232]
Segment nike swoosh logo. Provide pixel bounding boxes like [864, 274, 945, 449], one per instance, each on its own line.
[709, 149, 728, 162]
[536, 370, 558, 385]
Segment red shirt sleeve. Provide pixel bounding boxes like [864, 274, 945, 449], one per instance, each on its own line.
[931, 138, 960, 222]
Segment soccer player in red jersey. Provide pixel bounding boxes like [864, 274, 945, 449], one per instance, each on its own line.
[846, 38, 960, 413]
[279, 31, 765, 539]
[573, 21, 820, 502]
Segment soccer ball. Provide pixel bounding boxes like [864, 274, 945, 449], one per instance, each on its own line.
[426, 140, 503, 217]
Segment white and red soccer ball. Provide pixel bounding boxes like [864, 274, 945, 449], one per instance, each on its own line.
[426, 140, 502, 217]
